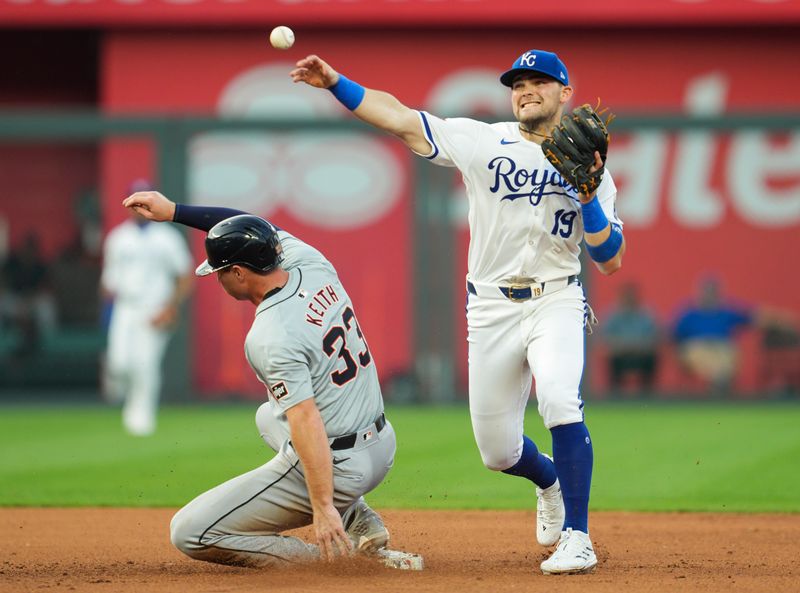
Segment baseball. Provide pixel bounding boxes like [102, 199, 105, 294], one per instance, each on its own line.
[269, 26, 295, 50]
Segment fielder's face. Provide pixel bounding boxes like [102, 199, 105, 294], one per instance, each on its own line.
[511, 73, 572, 130]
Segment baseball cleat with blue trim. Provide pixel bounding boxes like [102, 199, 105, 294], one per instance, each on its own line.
[540, 528, 597, 575]
[536, 455, 565, 546]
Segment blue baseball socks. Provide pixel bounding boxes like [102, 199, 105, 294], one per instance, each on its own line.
[502, 434, 558, 489]
[550, 421, 593, 533]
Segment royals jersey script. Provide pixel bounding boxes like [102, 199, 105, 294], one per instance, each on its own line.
[416, 112, 623, 284]
[244, 232, 384, 438]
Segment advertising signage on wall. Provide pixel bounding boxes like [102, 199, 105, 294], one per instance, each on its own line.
[100, 28, 800, 395]
[1, 0, 800, 27]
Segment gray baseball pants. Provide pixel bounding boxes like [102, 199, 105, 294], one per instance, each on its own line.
[169, 402, 395, 567]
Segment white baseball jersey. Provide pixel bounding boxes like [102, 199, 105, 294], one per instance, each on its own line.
[101, 220, 192, 313]
[245, 231, 383, 438]
[416, 112, 622, 284]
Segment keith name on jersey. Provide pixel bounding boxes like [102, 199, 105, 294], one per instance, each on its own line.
[305, 284, 341, 327]
[488, 156, 579, 206]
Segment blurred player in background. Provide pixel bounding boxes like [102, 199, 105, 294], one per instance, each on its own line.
[122, 191, 409, 569]
[292, 49, 625, 574]
[101, 179, 193, 436]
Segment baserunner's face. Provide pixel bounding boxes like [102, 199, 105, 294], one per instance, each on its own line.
[216, 266, 248, 301]
[511, 74, 571, 128]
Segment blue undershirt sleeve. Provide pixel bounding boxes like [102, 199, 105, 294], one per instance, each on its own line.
[172, 204, 248, 232]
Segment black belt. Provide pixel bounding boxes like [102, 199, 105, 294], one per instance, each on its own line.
[467, 275, 577, 301]
[331, 413, 386, 451]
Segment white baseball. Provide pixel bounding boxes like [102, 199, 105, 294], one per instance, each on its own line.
[269, 26, 295, 50]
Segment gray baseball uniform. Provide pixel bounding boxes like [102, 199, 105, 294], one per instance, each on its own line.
[169, 230, 395, 567]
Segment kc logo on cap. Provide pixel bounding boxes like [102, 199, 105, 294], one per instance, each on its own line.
[519, 52, 537, 67]
[499, 49, 570, 87]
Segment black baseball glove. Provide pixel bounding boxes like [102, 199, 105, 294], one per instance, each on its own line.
[541, 103, 614, 197]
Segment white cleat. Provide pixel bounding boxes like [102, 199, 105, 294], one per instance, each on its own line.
[343, 499, 390, 553]
[536, 457, 565, 547]
[123, 414, 155, 437]
[540, 528, 597, 575]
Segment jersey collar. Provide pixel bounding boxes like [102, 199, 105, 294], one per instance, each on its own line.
[255, 268, 302, 316]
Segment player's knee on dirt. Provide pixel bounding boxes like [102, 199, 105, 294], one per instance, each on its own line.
[169, 507, 207, 558]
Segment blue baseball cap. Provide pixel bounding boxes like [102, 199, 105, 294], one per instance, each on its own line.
[500, 49, 569, 87]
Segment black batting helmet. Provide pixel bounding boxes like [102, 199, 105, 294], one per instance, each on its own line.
[195, 215, 283, 277]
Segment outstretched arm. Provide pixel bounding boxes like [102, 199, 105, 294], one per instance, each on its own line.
[290, 55, 431, 155]
[122, 191, 247, 232]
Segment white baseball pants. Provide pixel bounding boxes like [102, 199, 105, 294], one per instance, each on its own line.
[466, 281, 587, 471]
[105, 303, 170, 436]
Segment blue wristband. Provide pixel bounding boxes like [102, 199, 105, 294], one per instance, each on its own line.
[329, 74, 366, 111]
[580, 196, 609, 234]
[586, 223, 623, 263]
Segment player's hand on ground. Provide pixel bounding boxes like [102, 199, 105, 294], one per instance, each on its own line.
[290, 55, 339, 89]
[312, 504, 353, 562]
[122, 191, 177, 222]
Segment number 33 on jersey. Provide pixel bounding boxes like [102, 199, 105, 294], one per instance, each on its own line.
[244, 231, 384, 437]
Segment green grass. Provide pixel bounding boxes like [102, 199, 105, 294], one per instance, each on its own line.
[1, 402, 799, 511]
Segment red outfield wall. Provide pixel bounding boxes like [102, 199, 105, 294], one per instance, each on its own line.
[3, 0, 800, 26]
[100, 28, 800, 396]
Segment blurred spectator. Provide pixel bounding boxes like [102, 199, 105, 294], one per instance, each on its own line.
[0, 231, 57, 356]
[0, 268, 12, 334]
[0, 215, 9, 261]
[101, 179, 193, 436]
[603, 283, 660, 394]
[52, 234, 102, 330]
[760, 324, 800, 397]
[43, 187, 104, 335]
[672, 278, 752, 393]
[674, 279, 799, 395]
[73, 187, 103, 258]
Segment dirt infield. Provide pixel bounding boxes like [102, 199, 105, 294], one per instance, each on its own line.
[2, 509, 798, 593]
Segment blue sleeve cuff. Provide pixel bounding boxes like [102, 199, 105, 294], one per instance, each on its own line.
[173, 204, 249, 232]
[580, 196, 610, 234]
[586, 223, 623, 263]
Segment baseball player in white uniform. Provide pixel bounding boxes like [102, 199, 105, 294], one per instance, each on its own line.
[291, 49, 625, 574]
[122, 191, 398, 567]
[101, 192, 193, 436]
